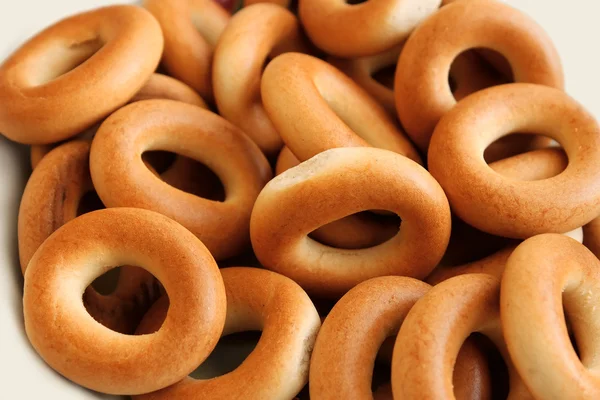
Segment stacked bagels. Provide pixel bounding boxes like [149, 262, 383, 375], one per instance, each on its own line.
[2, 0, 600, 399]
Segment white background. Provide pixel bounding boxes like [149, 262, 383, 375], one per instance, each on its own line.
[0, 0, 598, 398]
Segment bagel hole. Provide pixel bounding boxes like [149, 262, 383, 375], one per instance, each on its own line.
[142, 152, 226, 201]
[563, 303, 582, 360]
[308, 212, 401, 250]
[484, 134, 566, 181]
[467, 334, 510, 400]
[372, 64, 396, 90]
[76, 190, 105, 216]
[189, 331, 261, 379]
[91, 267, 121, 295]
[449, 49, 513, 101]
[346, 0, 368, 4]
[32, 37, 104, 86]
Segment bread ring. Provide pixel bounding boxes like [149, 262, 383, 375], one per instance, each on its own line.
[213, 3, 308, 156]
[135, 267, 320, 399]
[30, 73, 207, 169]
[0, 5, 163, 145]
[90, 100, 272, 260]
[310, 276, 491, 399]
[250, 147, 451, 297]
[298, 0, 441, 58]
[392, 274, 531, 399]
[429, 84, 600, 238]
[145, 0, 229, 102]
[395, 0, 564, 151]
[261, 52, 421, 164]
[18, 140, 161, 334]
[501, 234, 600, 399]
[23, 207, 226, 395]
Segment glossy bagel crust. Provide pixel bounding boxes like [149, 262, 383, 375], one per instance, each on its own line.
[136, 267, 321, 400]
[310, 276, 491, 400]
[145, 0, 229, 102]
[250, 147, 451, 297]
[0, 5, 163, 145]
[262, 52, 421, 164]
[23, 208, 227, 395]
[30, 73, 207, 169]
[90, 100, 272, 260]
[299, 0, 441, 57]
[392, 274, 532, 399]
[502, 234, 600, 399]
[395, 0, 564, 151]
[213, 3, 307, 156]
[18, 141, 160, 334]
[428, 84, 600, 238]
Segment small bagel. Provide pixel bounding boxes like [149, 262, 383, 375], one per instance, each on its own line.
[19, 141, 161, 334]
[145, 0, 230, 102]
[23, 208, 227, 395]
[395, 0, 564, 151]
[392, 274, 531, 399]
[299, 0, 441, 57]
[213, 3, 308, 156]
[502, 234, 600, 398]
[250, 147, 451, 297]
[90, 100, 272, 260]
[428, 84, 600, 238]
[135, 267, 321, 399]
[0, 5, 163, 145]
[30, 73, 207, 169]
[261, 52, 421, 164]
[310, 276, 491, 399]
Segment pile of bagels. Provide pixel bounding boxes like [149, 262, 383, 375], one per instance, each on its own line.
[3, 0, 600, 398]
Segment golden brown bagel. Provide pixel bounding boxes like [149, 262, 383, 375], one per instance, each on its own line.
[90, 100, 272, 260]
[18, 140, 160, 334]
[23, 208, 227, 395]
[135, 267, 321, 399]
[310, 276, 492, 399]
[502, 234, 600, 399]
[213, 3, 308, 156]
[250, 147, 451, 297]
[428, 84, 600, 238]
[145, 0, 229, 102]
[396, 0, 564, 151]
[299, 0, 441, 57]
[392, 274, 532, 399]
[0, 5, 163, 145]
[261, 52, 421, 164]
[30, 73, 207, 169]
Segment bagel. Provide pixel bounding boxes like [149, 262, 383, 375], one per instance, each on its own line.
[0, 5, 163, 144]
[135, 267, 320, 399]
[90, 100, 272, 260]
[213, 3, 308, 156]
[299, 0, 441, 57]
[145, 0, 229, 102]
[429, 84, 600, 238]
[250, 147, 451, 297]
[502, 234, 600, 398]
[392, 274, 531, 398]
[310, 276, 491, 399]
[261, 52, 421, 164]
[396, 0, 563, 151]
[23, 207, 227, 394]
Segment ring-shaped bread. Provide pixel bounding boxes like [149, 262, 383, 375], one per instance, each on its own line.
[90, 100, 272, 260]
[250, 147, 451, 297]
[23, 207, 227, 395]
[0, 5, 163, 144]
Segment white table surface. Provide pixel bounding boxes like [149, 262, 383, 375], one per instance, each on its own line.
[1, 1, 598, 398]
